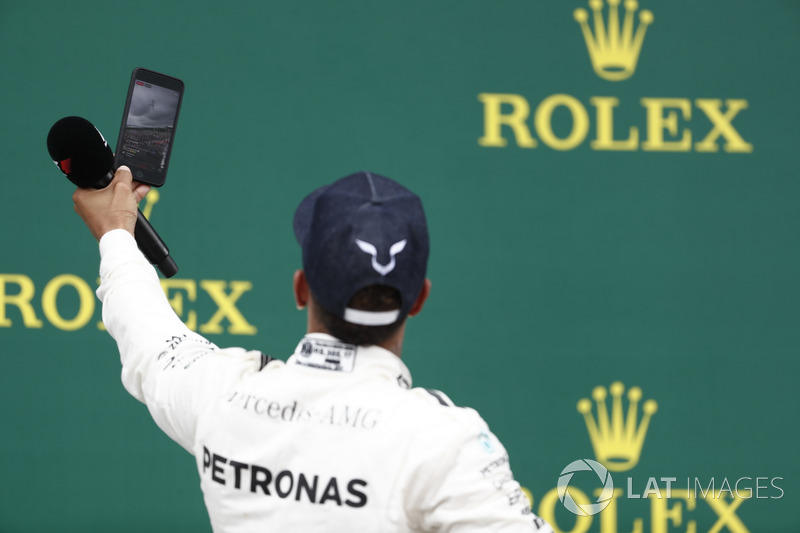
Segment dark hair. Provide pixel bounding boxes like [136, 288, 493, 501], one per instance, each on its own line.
[317, 285, 405, 346]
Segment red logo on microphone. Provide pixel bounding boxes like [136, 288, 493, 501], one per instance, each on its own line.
[59, 158, 72, 174]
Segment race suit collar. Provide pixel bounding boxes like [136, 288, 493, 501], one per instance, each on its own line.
[288, 333, 412, 388]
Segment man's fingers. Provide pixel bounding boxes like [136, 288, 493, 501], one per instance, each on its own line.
[113, 165, 150, 202]
[109, 166, 133, 195]
[133, 182, 152, 203]
[114, 165, 133, 184]
[72, 186, 88, 204]
[70, 164, 144, 240]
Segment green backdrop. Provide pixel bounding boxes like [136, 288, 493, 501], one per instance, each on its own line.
[1, 1, 798, 531]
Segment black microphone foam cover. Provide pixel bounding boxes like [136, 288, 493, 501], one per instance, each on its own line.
[47, 116, 115, 188]
[46, 115, 179, 277]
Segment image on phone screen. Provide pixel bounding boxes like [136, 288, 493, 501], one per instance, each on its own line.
[116, 72, 182, 186]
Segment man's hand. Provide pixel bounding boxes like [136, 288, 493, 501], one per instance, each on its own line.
[72, 166, 151, 241]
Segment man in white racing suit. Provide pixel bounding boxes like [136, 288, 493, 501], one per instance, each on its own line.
[73, 167, 553, 532]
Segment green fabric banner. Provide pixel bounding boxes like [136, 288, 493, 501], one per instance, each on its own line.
[1, 1, 797, 531]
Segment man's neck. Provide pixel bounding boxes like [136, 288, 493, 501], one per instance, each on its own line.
[305, 323, 405, 357]
[304, 296, 406, 357]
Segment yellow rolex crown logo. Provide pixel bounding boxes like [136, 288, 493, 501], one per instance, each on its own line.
[141, 189, 160, 220]
[577, 382, 657, 472]
[574, 0, 654, 81]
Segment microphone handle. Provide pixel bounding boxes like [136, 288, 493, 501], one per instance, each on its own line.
[134, 209, 178, 278]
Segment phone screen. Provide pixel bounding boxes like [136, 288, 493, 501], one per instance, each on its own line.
[116, 69, 183, 186]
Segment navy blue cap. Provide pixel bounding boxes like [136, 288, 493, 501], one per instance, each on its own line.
[293, 171, 429, 326]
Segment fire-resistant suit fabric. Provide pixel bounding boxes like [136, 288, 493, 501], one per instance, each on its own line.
[96, 229, 553, 533]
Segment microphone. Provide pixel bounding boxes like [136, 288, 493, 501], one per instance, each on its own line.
[47, 116, 179, 278]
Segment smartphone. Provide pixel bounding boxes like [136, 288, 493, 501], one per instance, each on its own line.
[114, 68, 184, 187]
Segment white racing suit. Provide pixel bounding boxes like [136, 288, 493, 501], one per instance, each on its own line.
[97, 229, 553, 532]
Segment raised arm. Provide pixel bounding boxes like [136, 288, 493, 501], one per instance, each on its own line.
[73, 167, 263, 452]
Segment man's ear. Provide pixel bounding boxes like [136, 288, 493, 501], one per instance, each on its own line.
[408, 279, 431, 317]
[293, 270, 309, 310]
